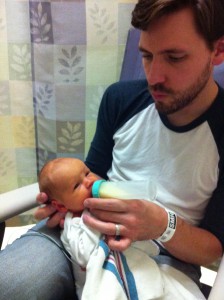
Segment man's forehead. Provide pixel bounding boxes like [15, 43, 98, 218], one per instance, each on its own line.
[139, 8, 202, 44]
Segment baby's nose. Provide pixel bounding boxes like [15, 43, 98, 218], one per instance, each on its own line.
[84, 177, 93, 188]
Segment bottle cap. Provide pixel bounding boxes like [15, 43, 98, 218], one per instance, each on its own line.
[92, 180, 106, 198]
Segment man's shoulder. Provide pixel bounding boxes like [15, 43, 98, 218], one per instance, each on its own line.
[218, 86, 224, 104]
[99, 79, 152, 133]
[102, 79, 151, 109]
[208, 86, 224, 127]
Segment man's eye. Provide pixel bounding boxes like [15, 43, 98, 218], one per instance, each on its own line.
[168, 55, 186, 62]
[142, 53, 153, 61]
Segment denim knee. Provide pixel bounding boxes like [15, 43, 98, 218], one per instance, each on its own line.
[0, 221, 77, 300]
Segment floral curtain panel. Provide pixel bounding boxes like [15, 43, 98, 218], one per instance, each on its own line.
[0, 0, 136, 198]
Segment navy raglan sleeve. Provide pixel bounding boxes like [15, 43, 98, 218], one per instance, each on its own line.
[200, 150, 224, 249]
[85, 83, 120, 179]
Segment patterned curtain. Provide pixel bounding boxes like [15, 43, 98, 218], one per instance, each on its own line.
[0, 0, 136, 196]
[0, 0, 137, 225]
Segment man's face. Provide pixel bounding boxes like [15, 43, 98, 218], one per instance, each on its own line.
[139, 8, 217, 117]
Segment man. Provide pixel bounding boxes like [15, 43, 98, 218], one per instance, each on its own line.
[1, 1, 224, 299]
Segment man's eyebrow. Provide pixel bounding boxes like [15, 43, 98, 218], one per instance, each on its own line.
[139, 46, 149, 53]
[138, 45, 186, 54]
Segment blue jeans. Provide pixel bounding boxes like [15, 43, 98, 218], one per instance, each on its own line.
[0, 220, 77, 300]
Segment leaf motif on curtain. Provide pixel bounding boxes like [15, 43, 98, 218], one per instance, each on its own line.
[37, 149, 57, 174]
[14, 117, 35, 147]
[0, 84, 9, 115]
[89, 3, 116, 44]
[10, 45, 31, 80]
[0, 17, 5, 30]
[0, 152, 14, 177]
[33, 84, 53, 117]
[30, 2, 52, 43]
[58, 46, 84, 83]
[58, 122, 83, 152]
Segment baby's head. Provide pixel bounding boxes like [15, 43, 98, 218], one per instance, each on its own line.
[39, 158, 98, 214]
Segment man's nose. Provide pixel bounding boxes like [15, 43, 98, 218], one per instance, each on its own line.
[144, 59, 166, 86]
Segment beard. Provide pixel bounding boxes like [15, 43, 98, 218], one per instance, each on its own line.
[148, 58, 212, 115]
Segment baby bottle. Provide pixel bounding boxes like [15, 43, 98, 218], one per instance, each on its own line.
[92, 179, 157, 201]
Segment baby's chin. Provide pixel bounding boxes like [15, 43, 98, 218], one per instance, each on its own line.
[72, 210, 83, 218]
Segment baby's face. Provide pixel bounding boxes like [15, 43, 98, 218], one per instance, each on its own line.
[54, 159, 99, 213]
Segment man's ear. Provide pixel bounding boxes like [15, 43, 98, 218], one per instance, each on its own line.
[212, 37, 224, 66]
[51, 199, 67, 213]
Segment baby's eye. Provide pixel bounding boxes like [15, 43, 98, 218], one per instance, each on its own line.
[74, 183, 80, 190]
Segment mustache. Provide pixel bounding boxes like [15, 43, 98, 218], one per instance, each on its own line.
[148, 84, 173, 94]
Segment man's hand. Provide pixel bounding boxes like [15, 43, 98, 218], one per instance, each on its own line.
[34, 192, 66, 228]
[83, 197, 167, 251]
[82, 197, 222, 265]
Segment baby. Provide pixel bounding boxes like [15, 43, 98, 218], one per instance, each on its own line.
[39, 157, 100, 216]
[39, 158, 162, 300]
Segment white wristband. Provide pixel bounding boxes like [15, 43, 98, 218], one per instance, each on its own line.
[157, 209, 177, 243]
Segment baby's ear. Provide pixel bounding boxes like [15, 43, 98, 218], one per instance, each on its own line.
[212, 37, 224, 66]
[51, 199, 67, 213]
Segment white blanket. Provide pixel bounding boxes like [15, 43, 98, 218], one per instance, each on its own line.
[61, 211, 205, 300]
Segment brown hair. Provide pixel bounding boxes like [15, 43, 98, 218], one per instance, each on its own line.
[131, 0, 224, 49]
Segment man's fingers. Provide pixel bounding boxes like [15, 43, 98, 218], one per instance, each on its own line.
[34, 205, 66, 228]
[107, 236, 132, 251]
[83, 211, 122, 236]
[34, 205, 57, 220]
[36, 192, 49, 204]
[84, 198, 127, 212]
[46, 211, 66, 228]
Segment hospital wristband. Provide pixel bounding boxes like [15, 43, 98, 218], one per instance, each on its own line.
[157, 209, 177, 243]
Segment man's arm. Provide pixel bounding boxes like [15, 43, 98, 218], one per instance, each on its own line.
[164, 215, 222, 266]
